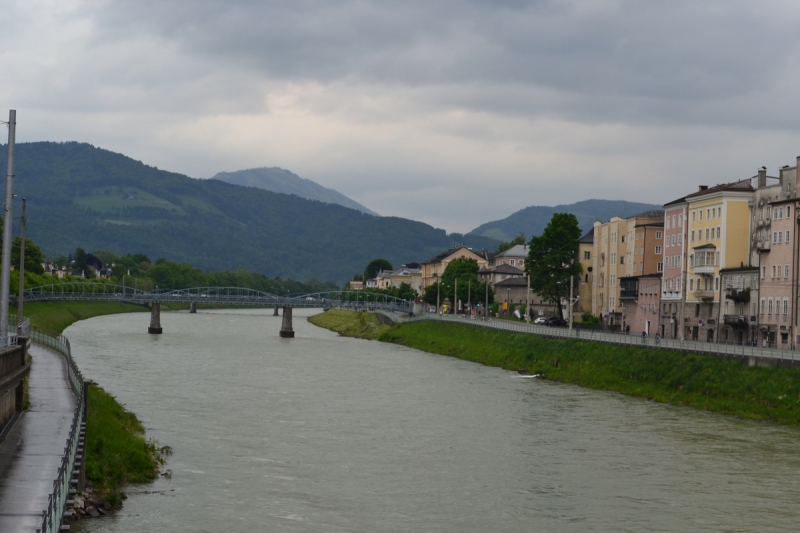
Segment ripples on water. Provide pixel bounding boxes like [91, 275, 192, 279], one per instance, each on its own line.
[65, 308, 800, 532]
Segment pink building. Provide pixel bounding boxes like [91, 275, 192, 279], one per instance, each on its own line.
[659, 197, 688, 338]
[757, 198, 798, 348]
[620, 274, 662, 336]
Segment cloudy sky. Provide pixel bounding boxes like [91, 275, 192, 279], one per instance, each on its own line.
[3, 0, 800, 233]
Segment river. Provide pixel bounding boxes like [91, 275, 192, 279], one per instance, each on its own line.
[65, 308, 800, 532]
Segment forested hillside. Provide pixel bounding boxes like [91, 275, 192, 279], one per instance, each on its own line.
[213, 167, 378, 215]
[0, 142, 498, 283]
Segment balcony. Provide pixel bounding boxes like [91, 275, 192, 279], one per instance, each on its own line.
[620, 289, 638, 300]
[692, 265, 716, 275]
[693, 289, 715, 300]
[724, 315, 749, 328]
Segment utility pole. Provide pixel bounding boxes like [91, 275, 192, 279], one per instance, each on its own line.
[16, 198, 25, 334]
[455, 278, 458, 315]
[467, 281, 470, 317]
[569, 275, 574, 332]
[1, 110, 16, 343]
[526, 274, 531, 323]
[436, 277, 440, 315]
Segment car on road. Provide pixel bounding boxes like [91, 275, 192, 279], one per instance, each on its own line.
[545, 317, 567, 327]
[533, 316, 548, 324]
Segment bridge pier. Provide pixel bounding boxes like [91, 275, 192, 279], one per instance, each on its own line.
[274, 304, 279, 316]
[148, 302, 162, 334]
[279, 306, 294, 338]
[189, 302, 197, 314]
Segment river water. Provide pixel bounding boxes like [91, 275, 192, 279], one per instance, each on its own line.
[65, 308, 800, 532]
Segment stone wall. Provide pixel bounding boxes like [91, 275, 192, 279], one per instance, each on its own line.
[0, 340, 30, 437]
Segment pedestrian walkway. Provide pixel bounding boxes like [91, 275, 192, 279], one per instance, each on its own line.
[0, 345, 76, 532]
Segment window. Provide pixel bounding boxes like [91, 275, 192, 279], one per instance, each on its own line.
[718, 207, 721, 217]
[657, 262, 663, 272]
[584, 251, 591, 260]
[609, 297, 615, 309]
[772, 265, 776, 278]
[706, 228, 710, 240]
[786, 265, 790, 278]
[655, 231, 662, 239]
[666, 217, 670, 229]
[610, 253, 616, 264]
[621, 235, 626, 243]
[717, 227, 720, 238]
[510, 259, 515, 266]
[715, 277, 719, 290]
[773, 231, 778, 244]
[692, 211, 696, 222]
[611, 232, 617, 243]
[610, 275, 616, 287]
[785, 298, 789, 315]
[768, 298, 773, 315]
[691, 230, 695, 242]
[788, 206, 791, 217]
[760, 298, 765, 315]
[689, 279, 694, 291]
[678, 214, 682, 227]
[787, 230, 791, 243]
[655, 246, 662, 254]
[700, 210, 704, 220]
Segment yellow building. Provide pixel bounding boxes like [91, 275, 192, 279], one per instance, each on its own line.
[683, 179, 753, 341]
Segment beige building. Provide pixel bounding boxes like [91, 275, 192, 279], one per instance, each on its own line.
[421, 246, 491, 289]
[592, 210, 664, 329]
[683, 179, 754, 342]
[375, 265, 423, 294]
[577, 229, 594, 315]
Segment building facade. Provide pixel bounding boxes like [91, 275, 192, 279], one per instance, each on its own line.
[659, 197, 689, 338]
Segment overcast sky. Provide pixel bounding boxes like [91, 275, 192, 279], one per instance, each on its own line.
[3, 0, 800, 233]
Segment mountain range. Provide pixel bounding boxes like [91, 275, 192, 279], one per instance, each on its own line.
[0, 142, 499, 283]
[213, 167, 378, 216]
[467, 199, 663, 242]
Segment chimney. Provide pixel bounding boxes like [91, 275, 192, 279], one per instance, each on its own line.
[757, 168, 767, 188]
[698, 185, 708, 191]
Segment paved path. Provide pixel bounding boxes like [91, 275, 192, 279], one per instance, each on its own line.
[0, 345, 76, 532]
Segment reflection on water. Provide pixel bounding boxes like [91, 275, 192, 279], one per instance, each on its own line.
[66, 308, 800, 532]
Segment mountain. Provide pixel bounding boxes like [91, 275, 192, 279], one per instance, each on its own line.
[467, 200, 664, 242]
[0, 142, 498, 283]
[213, 167, 378, 215]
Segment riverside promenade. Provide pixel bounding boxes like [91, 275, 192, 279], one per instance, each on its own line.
[0, 344, 76, 531]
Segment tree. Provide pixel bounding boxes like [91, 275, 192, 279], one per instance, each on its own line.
[422, 257, 493, 310]
[74, 247, 89, 276]
[394, 282, 417, 301]
[526, 213, 582, 320]
[364, 258, 393, 281]
[496, 233, 526, 254]
[11, 237, 44, 275]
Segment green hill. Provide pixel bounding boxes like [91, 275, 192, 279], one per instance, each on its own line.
[0, 142, 499, 283]
[213, 167, 378, 215]
[468, 199, 663, 242]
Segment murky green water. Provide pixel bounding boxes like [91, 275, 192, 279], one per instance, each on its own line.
[67, 308, 800, 532]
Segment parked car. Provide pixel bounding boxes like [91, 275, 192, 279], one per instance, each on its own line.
[546, 317, 566, 327]
[533, 316, 548, 324]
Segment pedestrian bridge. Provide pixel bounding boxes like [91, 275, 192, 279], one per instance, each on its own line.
[18, 283, 413, 313]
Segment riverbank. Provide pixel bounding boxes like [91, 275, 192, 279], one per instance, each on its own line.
[314, 310, 800, 426]
[308, 308, 391, 340]
[22, 301, 169, 518]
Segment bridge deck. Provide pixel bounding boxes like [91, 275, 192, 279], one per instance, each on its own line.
[0, 345, 76, 532]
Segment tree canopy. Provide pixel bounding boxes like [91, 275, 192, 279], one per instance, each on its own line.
[422, 257, 493, 309]
[364, 258, 393, 280]
[526, 213, 582, 319]
[12, 237, 44, 275]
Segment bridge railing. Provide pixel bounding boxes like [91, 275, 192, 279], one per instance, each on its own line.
[30, 328, 85, 533]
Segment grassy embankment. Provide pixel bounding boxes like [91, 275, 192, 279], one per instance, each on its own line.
[25, 300, 168, 505]
[313, 310, 800, 426]
[308, 308, 391, 340]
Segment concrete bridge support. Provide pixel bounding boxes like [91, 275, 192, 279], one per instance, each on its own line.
[274, 304, 279, 316]
[189, 302, 197, 314]
[279, 306, 294, 338]
[148, 302, 163, 334]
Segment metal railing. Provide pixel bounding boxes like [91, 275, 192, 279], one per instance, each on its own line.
[30, 328, 86, 533]
[403, 313, 800, 362]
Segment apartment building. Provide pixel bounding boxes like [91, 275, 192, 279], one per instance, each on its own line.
[750, 163, 800, 348]
[719, 266, 759, 345]
[577, 229, 594, 315]
[683, 179, 753, 342]
[659, 196, 689, 338]
[592, 210, 663, 329]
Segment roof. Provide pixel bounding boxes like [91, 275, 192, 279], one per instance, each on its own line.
[579, 228, 594, 243]
[631, 209, 664, 219]
[663, 195, 688, 208]
[496, 244, 528, 257]
[494, 276, 529, 287]
[719, 266, 758, 273]
[494, 264, 524, 275]
[684, 178, 754, 200]
[424, 246, 491, 264]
